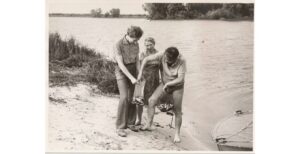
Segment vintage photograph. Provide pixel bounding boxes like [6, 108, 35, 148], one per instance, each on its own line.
[47, 0, 254, 152]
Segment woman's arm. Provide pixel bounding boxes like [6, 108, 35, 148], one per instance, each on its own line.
[137, 53, 157, 81]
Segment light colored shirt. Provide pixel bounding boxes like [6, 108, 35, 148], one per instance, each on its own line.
[151, 52, 187, 83]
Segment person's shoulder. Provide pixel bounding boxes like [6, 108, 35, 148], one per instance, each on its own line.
[155, 51, 164, 58]
[179, 54, 186, 63]
[157, 51, 164, 56]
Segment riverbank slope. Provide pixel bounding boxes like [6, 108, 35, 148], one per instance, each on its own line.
[47, 83, 212, 151]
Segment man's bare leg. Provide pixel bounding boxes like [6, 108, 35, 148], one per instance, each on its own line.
[172, 88, 184, 143]
[141, 84, 164, 130]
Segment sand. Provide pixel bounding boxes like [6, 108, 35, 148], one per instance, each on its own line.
[47, 83, 211, 152]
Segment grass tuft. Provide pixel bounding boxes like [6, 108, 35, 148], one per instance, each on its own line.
[49, 32, 118, 94]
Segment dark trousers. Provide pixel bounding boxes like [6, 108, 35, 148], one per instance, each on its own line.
[115, 64, 137, 129]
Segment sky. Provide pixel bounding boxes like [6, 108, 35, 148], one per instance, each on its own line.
[48, 0, 146, 14]
[47, 0, 255, 14]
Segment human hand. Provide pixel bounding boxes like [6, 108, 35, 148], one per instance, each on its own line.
[130, 77, 137, 84]
[137, 72, 143, 82]
[163, 83, 169, 92]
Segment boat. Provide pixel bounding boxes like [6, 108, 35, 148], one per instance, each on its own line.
[212, 110, 253, 151]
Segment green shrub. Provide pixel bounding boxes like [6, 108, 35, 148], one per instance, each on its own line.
[49, 32, 118, 94]
[49, 33, 69, 60]
[49, 32, 97, 67]
[87, 59, 118, 94]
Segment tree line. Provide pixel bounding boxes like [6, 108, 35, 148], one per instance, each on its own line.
[90, 8, 120, 17]
[50, 3, 254, 20]
[142, 3, 254, 20]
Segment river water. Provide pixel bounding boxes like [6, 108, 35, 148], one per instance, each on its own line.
[49, 17, 253, 150]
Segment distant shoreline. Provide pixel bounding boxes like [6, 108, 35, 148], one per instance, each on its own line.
[49, 13, 147, 19]
[49, 14, 253, 21]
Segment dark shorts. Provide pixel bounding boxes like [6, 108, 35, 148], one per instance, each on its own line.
[164, 84, 184, 94]
[151, 83, 184, 105]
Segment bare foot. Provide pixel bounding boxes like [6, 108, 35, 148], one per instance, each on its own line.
[173, 134, 181, 143]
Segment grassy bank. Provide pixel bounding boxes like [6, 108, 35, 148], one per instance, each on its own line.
[49, 32, 118, 94]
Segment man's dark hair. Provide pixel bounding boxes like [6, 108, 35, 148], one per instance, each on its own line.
[127, 26, 143, 39]
[165, 47, 179, 60]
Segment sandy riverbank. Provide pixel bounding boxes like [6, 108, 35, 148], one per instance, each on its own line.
[47, 83, 212, 151]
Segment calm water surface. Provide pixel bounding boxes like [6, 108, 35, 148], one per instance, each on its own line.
[49, 17, 253, 150]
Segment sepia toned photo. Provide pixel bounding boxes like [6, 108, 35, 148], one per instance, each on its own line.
[47, 0, 254, 152]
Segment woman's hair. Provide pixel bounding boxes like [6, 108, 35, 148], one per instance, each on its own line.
[127, 26, 143, 39]
[165, 47, 179, 60]
[144, 37, 155, 45]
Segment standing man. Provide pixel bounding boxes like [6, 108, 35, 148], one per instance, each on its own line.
[113, 26, 143, 137]
[137, 47, 187, 143]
